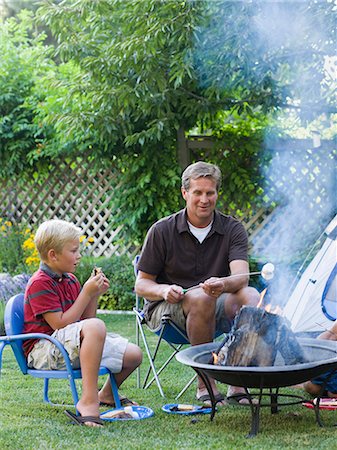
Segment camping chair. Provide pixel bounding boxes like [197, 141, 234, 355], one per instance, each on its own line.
[133, 255, 222, 399]
[0, 293, 121, 409]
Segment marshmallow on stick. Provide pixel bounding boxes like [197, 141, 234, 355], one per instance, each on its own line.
[261, 263, 275, 280]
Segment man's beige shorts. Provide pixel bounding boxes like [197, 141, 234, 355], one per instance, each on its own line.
[27, 321, 128, 373]
[146, 293, 232, 334]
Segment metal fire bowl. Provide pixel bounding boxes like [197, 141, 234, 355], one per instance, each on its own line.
[176, 338, 337, 389]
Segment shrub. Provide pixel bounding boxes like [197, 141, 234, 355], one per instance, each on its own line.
[0, 272, 31, 335]
[75, 254, 135, 311]
[0, 219, 30, 274]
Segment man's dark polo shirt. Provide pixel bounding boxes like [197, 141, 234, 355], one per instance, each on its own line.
[137, 209, 248, 319]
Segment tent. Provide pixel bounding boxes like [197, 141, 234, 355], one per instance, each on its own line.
[283, 214, 337, 334]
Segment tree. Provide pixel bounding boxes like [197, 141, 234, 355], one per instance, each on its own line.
[0, 9, 55, 178]
[2, 0, 336, 243]
[37, 0, 334, 241]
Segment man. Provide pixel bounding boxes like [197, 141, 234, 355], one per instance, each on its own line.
[135, 161, 259, 405]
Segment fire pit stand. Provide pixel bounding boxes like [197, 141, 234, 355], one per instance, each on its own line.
[176, 338, 337, 437]
[191, 368, 310, 437]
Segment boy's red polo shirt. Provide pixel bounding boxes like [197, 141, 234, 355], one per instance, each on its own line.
[23, 263, 81, 357]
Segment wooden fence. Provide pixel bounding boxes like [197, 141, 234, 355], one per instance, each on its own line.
[0, 159, 127, 257]
[0, 139, 335, 258]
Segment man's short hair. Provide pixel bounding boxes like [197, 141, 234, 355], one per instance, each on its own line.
[181, 161, 222, 191]
[34, 219, 82, 261]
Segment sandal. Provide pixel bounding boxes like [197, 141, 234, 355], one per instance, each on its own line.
[65, 410, 103, 426]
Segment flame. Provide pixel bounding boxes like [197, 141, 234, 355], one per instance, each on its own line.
[257, 288, 267, 308]
[212, 352, 218, 365]
[257, 288, 283, 315]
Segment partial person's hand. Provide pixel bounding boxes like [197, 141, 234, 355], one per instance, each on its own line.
[201, 277, 225, 298]
[163, 285, 184, 304]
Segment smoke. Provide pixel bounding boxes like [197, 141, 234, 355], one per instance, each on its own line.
[252, 142, 336, 306]
[193, 1, 336, 305]
[248, 1, 336, 305]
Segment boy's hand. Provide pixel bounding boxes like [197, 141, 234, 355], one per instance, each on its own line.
[83, 273, 110, 297]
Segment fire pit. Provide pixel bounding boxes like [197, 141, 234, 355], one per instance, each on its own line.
[176, 337, 337, 437]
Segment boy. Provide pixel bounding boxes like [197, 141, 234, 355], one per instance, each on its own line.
[23, 219, 142, 427]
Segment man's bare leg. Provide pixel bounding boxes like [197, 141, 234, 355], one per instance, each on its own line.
[183, 290, 226, 405]
[224, 286, 260, 404]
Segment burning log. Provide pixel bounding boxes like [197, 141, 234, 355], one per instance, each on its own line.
[215, 306, 308, 367]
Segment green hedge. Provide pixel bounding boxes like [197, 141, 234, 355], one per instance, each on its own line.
[75, 254, 135, 311]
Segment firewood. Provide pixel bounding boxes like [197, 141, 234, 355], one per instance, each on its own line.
[215, 306, 308, 367]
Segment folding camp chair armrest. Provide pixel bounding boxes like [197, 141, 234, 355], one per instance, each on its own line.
[0, 332, 75, 374]
[133, 307, 146, 324]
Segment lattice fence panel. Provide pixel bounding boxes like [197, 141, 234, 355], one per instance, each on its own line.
[0, 159, 125, 258]
[0, 141, 335, 259]
[251, 142, 336, 255]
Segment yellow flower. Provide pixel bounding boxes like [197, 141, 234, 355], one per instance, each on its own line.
[26, 256, 40, 267]
[23, 237, 36, 250]
[79, 235, 86, 243]
[87, 237, 94, 243]
[4, 221, 12, 227]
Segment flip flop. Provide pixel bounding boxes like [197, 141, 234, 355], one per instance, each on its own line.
[196, 393, 226, 406]
[64, 410, 103, 426]
[226, 393, 252, 405]
[99, 396, 138, 408]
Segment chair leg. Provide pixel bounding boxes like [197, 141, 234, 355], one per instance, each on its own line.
[68, 376, 80, 408]
[135, 316, 141, 389]
[144, 344, 182, 390]
[43, 378, 50, 403]
[109, 372, 121, 409]
[137, 320, 165, 397]
[142, 326, 167, 389]
[0, 341, 6, 376]
[175, 373, 197, 400]
[43, 377, 80, 408]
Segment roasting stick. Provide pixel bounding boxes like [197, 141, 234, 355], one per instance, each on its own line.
[183, 272, 260, 293]
[183, 263, 275, 293]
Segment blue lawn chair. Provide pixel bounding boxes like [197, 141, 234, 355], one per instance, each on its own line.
[0, 293, 121, 409]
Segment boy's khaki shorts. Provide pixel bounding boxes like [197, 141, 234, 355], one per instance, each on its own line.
[27, 321, 128, 374]
[146, 293, 233, 334]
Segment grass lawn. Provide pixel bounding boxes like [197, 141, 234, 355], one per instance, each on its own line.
[1, 313, 337, 449]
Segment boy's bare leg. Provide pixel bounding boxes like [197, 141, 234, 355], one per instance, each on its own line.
[77, 318, 106, 427]
[98, 343, 142, 405]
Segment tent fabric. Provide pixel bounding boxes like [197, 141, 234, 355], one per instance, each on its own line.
[284, 215, 337, 333]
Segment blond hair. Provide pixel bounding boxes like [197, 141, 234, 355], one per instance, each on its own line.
[34, 219, 82, 261]
[181, 161, 222, 191]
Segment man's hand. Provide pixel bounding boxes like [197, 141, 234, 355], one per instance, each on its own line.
[163, 285, 185, 304]
[201, 277, 225, 298]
